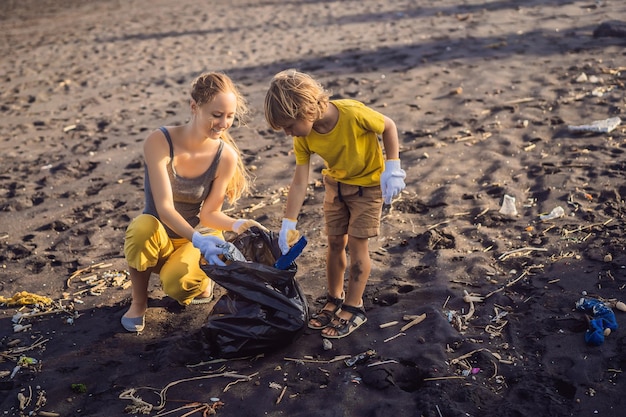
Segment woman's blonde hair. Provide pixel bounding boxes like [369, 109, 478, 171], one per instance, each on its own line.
[191, 72, 251, 204]
[264, 69, 330, 130]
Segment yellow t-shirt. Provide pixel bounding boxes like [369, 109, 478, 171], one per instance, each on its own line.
[293, 99, 385, 187]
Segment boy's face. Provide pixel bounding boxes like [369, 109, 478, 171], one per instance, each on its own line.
[281, 118, 313, 137]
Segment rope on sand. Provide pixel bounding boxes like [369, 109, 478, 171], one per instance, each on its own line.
[119, 372, 257, 415]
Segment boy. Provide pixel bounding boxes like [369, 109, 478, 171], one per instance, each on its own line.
[264, 69, 406, 339]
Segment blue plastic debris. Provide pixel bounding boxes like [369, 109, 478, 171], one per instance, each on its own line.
[575, 298, 618, 346]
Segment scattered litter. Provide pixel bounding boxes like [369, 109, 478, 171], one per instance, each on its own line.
[498, 247, 547, 261]
[540, 206, 565, 221]
[576, 298, 618, 346]
[379, 320, 399, 329]
[119, 371, 252, 414]
[383, 332, 406, 343]
[269, 381, 283, 390]
[276, 385, 288, 404]
[463, 290, 482, 320]
[367, 359, 398, 367]
[344, 349, 377, 367]
[568, 117, 621, 133]
[401, 313, 426, 331]
[463, 292, 484, 303]
[284, 355, 350, 364]
[575, 72, 603, 83]
[0, 291, 53, 307]
[462, 367, 481, 376]
[66, 262, 130, 296]
[13, 324, 32, 333]
[322, 338, 333, 351]
[499, 194, 518, 216]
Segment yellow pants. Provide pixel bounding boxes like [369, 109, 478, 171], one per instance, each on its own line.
[123, 214, 220, 305]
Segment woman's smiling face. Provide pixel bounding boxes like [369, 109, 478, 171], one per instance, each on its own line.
[195, 91, 237, 138]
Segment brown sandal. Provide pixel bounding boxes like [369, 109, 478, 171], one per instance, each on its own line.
[308, 293, 344, 330]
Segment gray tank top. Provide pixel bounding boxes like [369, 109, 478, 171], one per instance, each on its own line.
[143, 126, 224, 238]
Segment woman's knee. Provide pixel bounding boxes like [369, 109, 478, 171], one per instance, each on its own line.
[125, 214, 161, 241]
[124, 214, 169, 270]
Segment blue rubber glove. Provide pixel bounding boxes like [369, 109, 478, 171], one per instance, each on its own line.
[380, 159, 406, 204]
[278, 218, 297, 255]
[191, 232, 226, 266]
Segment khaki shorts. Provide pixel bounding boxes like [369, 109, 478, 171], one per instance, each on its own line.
[323, 176, 383, 238]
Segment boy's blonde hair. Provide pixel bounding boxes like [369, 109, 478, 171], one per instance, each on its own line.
[264, 69, 330, 130]
[191, 72, 251, 204]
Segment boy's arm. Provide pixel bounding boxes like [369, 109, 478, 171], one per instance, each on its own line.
[379, 115, 406, 204]
[381, 116, 400, 160]
[284, 163, 310, 220]
[278, 163, 310, 254]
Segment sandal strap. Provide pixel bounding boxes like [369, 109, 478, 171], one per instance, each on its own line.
[339, 304, 365, 316]
[325, 293, 344, 307]
[311, 309, 334, 320]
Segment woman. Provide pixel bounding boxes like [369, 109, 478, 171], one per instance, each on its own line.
[121, 72, 264, 332]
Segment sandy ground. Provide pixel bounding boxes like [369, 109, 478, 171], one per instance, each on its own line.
[1, 0, 626, 416]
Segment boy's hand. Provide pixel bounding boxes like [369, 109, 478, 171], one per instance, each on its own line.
[191, 232, 226, 266]
[278, 218, 298, 254]
[381, 159, 406, 204]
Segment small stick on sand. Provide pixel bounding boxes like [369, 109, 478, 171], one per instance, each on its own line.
[384, 332, 406, 343]
[562, 219, 613, 237]
[427, 220, 449, 230]
[276, 385, 287, 404]
[423, 376, 466, 381]
[504, 97, 535, 105]
[498, 247, 547, 261]
[401, 314, 426, 332]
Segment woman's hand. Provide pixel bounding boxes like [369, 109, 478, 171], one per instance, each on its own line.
[232, 219, 268, 234]
[191, 232, 226, 266]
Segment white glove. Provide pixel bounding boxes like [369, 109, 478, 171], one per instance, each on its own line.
[278, 218, 297, 255]
[380, 159, 406, 204]
[192, 232, 226, 266]
[232, 219, 268, 234]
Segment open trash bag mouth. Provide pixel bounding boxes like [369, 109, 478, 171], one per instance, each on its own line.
[198, 227, 309, 359]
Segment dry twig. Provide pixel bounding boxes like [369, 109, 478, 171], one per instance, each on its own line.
[401, 314, 426, 332]
[498, 247, 547, 261]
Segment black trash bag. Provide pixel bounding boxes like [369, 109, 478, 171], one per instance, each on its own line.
[199, 226, 309, 359]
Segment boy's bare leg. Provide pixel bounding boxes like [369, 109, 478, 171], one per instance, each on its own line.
[123, 267, 152, 318]
[308, 234, 347, 328]
[322, 235, 370, 336]
[326, 234, 348, 298]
